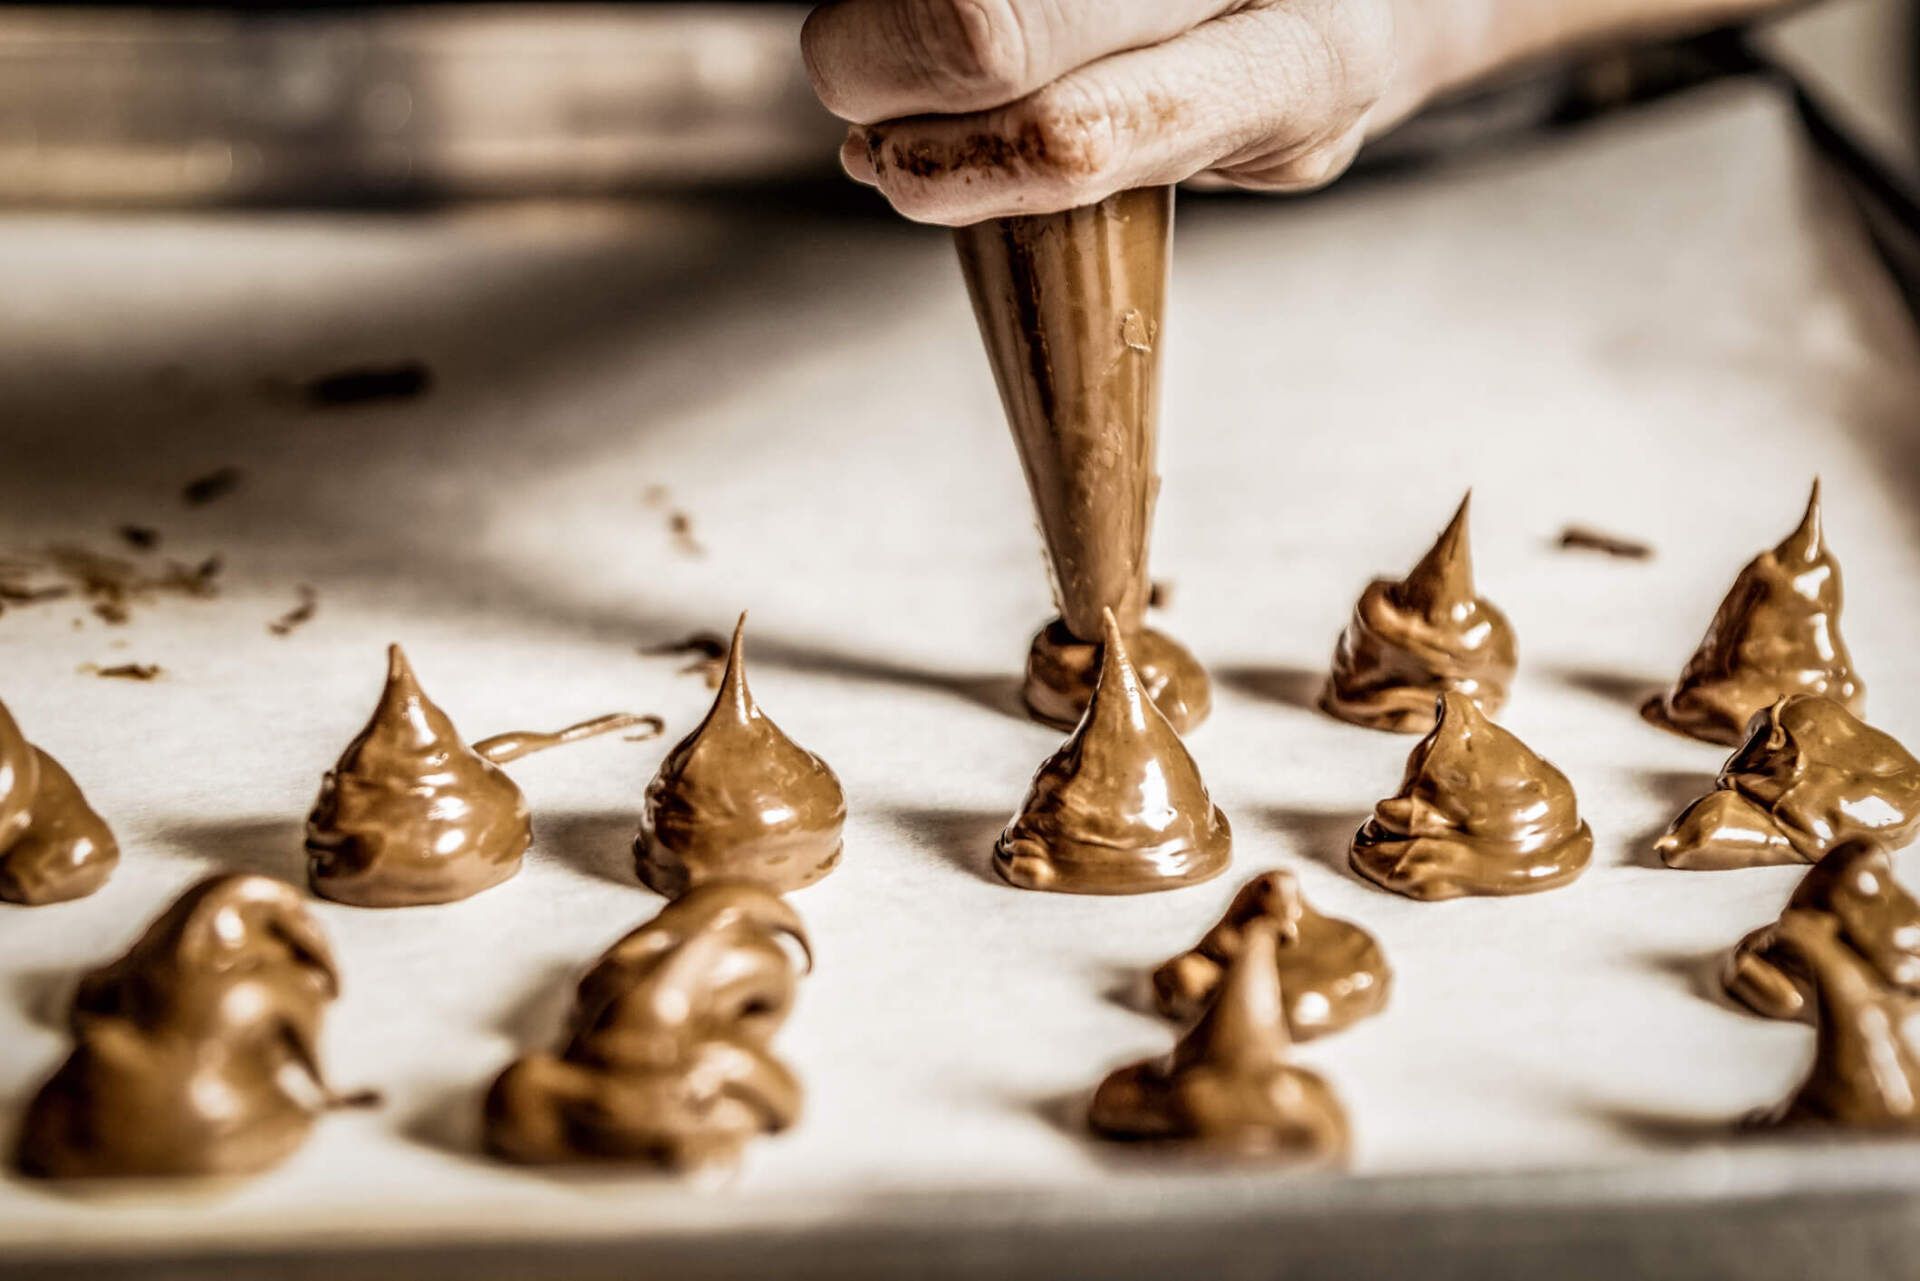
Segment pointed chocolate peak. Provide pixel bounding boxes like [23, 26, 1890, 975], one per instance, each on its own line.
[369, 644, 462, 755]
[1088, 608, 1154, 736]
[1397, 491, 1475, 617]
[1431, 689, 1486, 742]
[714, 612, 754, 723]
[1173, 928, 1290, 1074]
[1777, 478, 1825, 566]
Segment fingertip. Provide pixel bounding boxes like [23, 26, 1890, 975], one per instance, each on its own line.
[839, 127, 880, 187]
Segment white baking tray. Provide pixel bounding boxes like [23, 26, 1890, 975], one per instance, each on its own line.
[1, 81, 1918, 1278]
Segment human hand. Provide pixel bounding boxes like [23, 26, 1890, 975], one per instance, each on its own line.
[801, 0, 1415, 224]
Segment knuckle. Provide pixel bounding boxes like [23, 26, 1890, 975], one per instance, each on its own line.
[900, 0, 1032, 102]
[1315, 0, 1398, 104]
[1016, 80, 1124, 187]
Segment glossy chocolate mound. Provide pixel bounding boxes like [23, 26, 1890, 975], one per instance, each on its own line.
[1089, 930, 1349, 1162]
[954, 186, 1210, 735]
[1350, 692, 1591, 900]
[17, 875, 364, 1178]
[1655, 695, 1920, 871]
[308, 646, 645, 907]
[1724, 842, 1920, 1021]
[1321, 492, 1516, 734]
[996, 610, 1230, 894]
[1152, 870, 1390, 1038]
[1645, 481, 1863, 746]
[484, 882, 808, 1168]
[308, 646, 529, 907]
[0, 699, 117, 906]
[636, 615, 845, 898]
[1752, 907, 1920, 1132]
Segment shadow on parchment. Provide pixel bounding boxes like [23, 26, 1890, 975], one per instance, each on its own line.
[1632, 946, 1749, 1015]
[1590, 1106, 1737, 1149]
[1248, 805, 1370, 881]
[884, 805, 1006, 887]
[1215, 663, 1326, 713]
[535, 811, 641, 890]
[1548, 664, 1667, 714]
[154, 816, 307, 884]
[8, 966, 75, 1033]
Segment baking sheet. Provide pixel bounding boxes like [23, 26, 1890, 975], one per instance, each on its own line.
[2, 80, 1920, 1274]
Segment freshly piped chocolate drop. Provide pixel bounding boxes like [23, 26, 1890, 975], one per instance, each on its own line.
[995, 609, 1230, 895]
[308, 646, 648, 908]
[1350, 692, 1591, 900]
[1751, 907, 1920, 1132]
[1645, 481, 1863, 746]
[1725, 841, 1920, 1021]
[484, 882, 808, 1168]
[953, 186, 1210, 734]
[1152, 870, 1390, 1038]
[0, 698, 118, 906]
[16, 874, 372, 1178]
[636, 615, 845, 898]
[1320, 492, 1517, 734]
[1655, 695, 1920, 871]
[1089, 929, 1350, 1162]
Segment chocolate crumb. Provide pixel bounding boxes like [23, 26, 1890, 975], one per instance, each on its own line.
[116, 525, 161, 552]
[641, 485, 671, 509]
[181, 467, 243, 508]
[1557, 525, 1653, 560]
[667, 511, 704, 557]
[268, 585, 319, 637]
[82, 663, 162, 681]
[92, 601, 130, 626]
[299, 361, 433, 408]
[1149, 579, 1174, 610]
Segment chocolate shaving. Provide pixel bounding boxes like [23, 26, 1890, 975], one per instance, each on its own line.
[181, 467, 244, 508]
[116, 526, 161, 552]
[81, 663, 162, 681]
[1148, 579, 1173, 610]
[667, 511, 704, 557]
[642, 632, 729, 689]
[0, 544, 222, 626]
[299, 361, 433, 408]
[1557, 525, 1653, 560]
[268, 585, 319, 637]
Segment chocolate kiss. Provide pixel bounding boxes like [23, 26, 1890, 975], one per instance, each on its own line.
[1349, 691, 1592, 900]
[306, 645, 530, 908]
[635, 613, 846, 898]
[1644, 479, 1863, 746]
[994, 609, 1231, 894]
[1171, 928, 1293, 1075]
[0, 698, 118, 907]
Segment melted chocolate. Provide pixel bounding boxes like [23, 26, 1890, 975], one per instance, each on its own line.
[1152, 870, 1390, 1037]
[953, 187, 1210, 734]
[1752, 907, 1920, 1131]
[996, 610, 1230, 894]
[0, 699, 117, 906]
[1645, 481, 1863, 745]
[17, 875, 369, 1178]
[1320, 492, 1516, 734]
[1350, 692, 1592, 900]
[1725, 841, 1920, 1021]
[1089, 929, 1350, 1161]
[308, 646, 649, 907]
[485, 882, 808, 1168]
[1654, 694, 1920, 870]
[636, 615, 845, 898]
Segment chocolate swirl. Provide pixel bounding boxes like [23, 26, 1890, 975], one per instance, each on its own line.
[1350, 692, 1591, 900]
[1655, 695, 1920, 871]
[636, 614, 845, 898]
[1752, 907, 1920, 1132]
[996, 610, 1230, 894]
[308, 645, 650, 907]
[1090, 929, 1350, 1162]
[1320, 493, 1516, 734]
[1645, 480, 1863, 746]
[0, 699, 117, 906]
[16, 875, 370, 1178]
[1724, 841, 1920, 1021]
[1152, 870, 1390, 1037]
[484, 882, 808, 1168]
